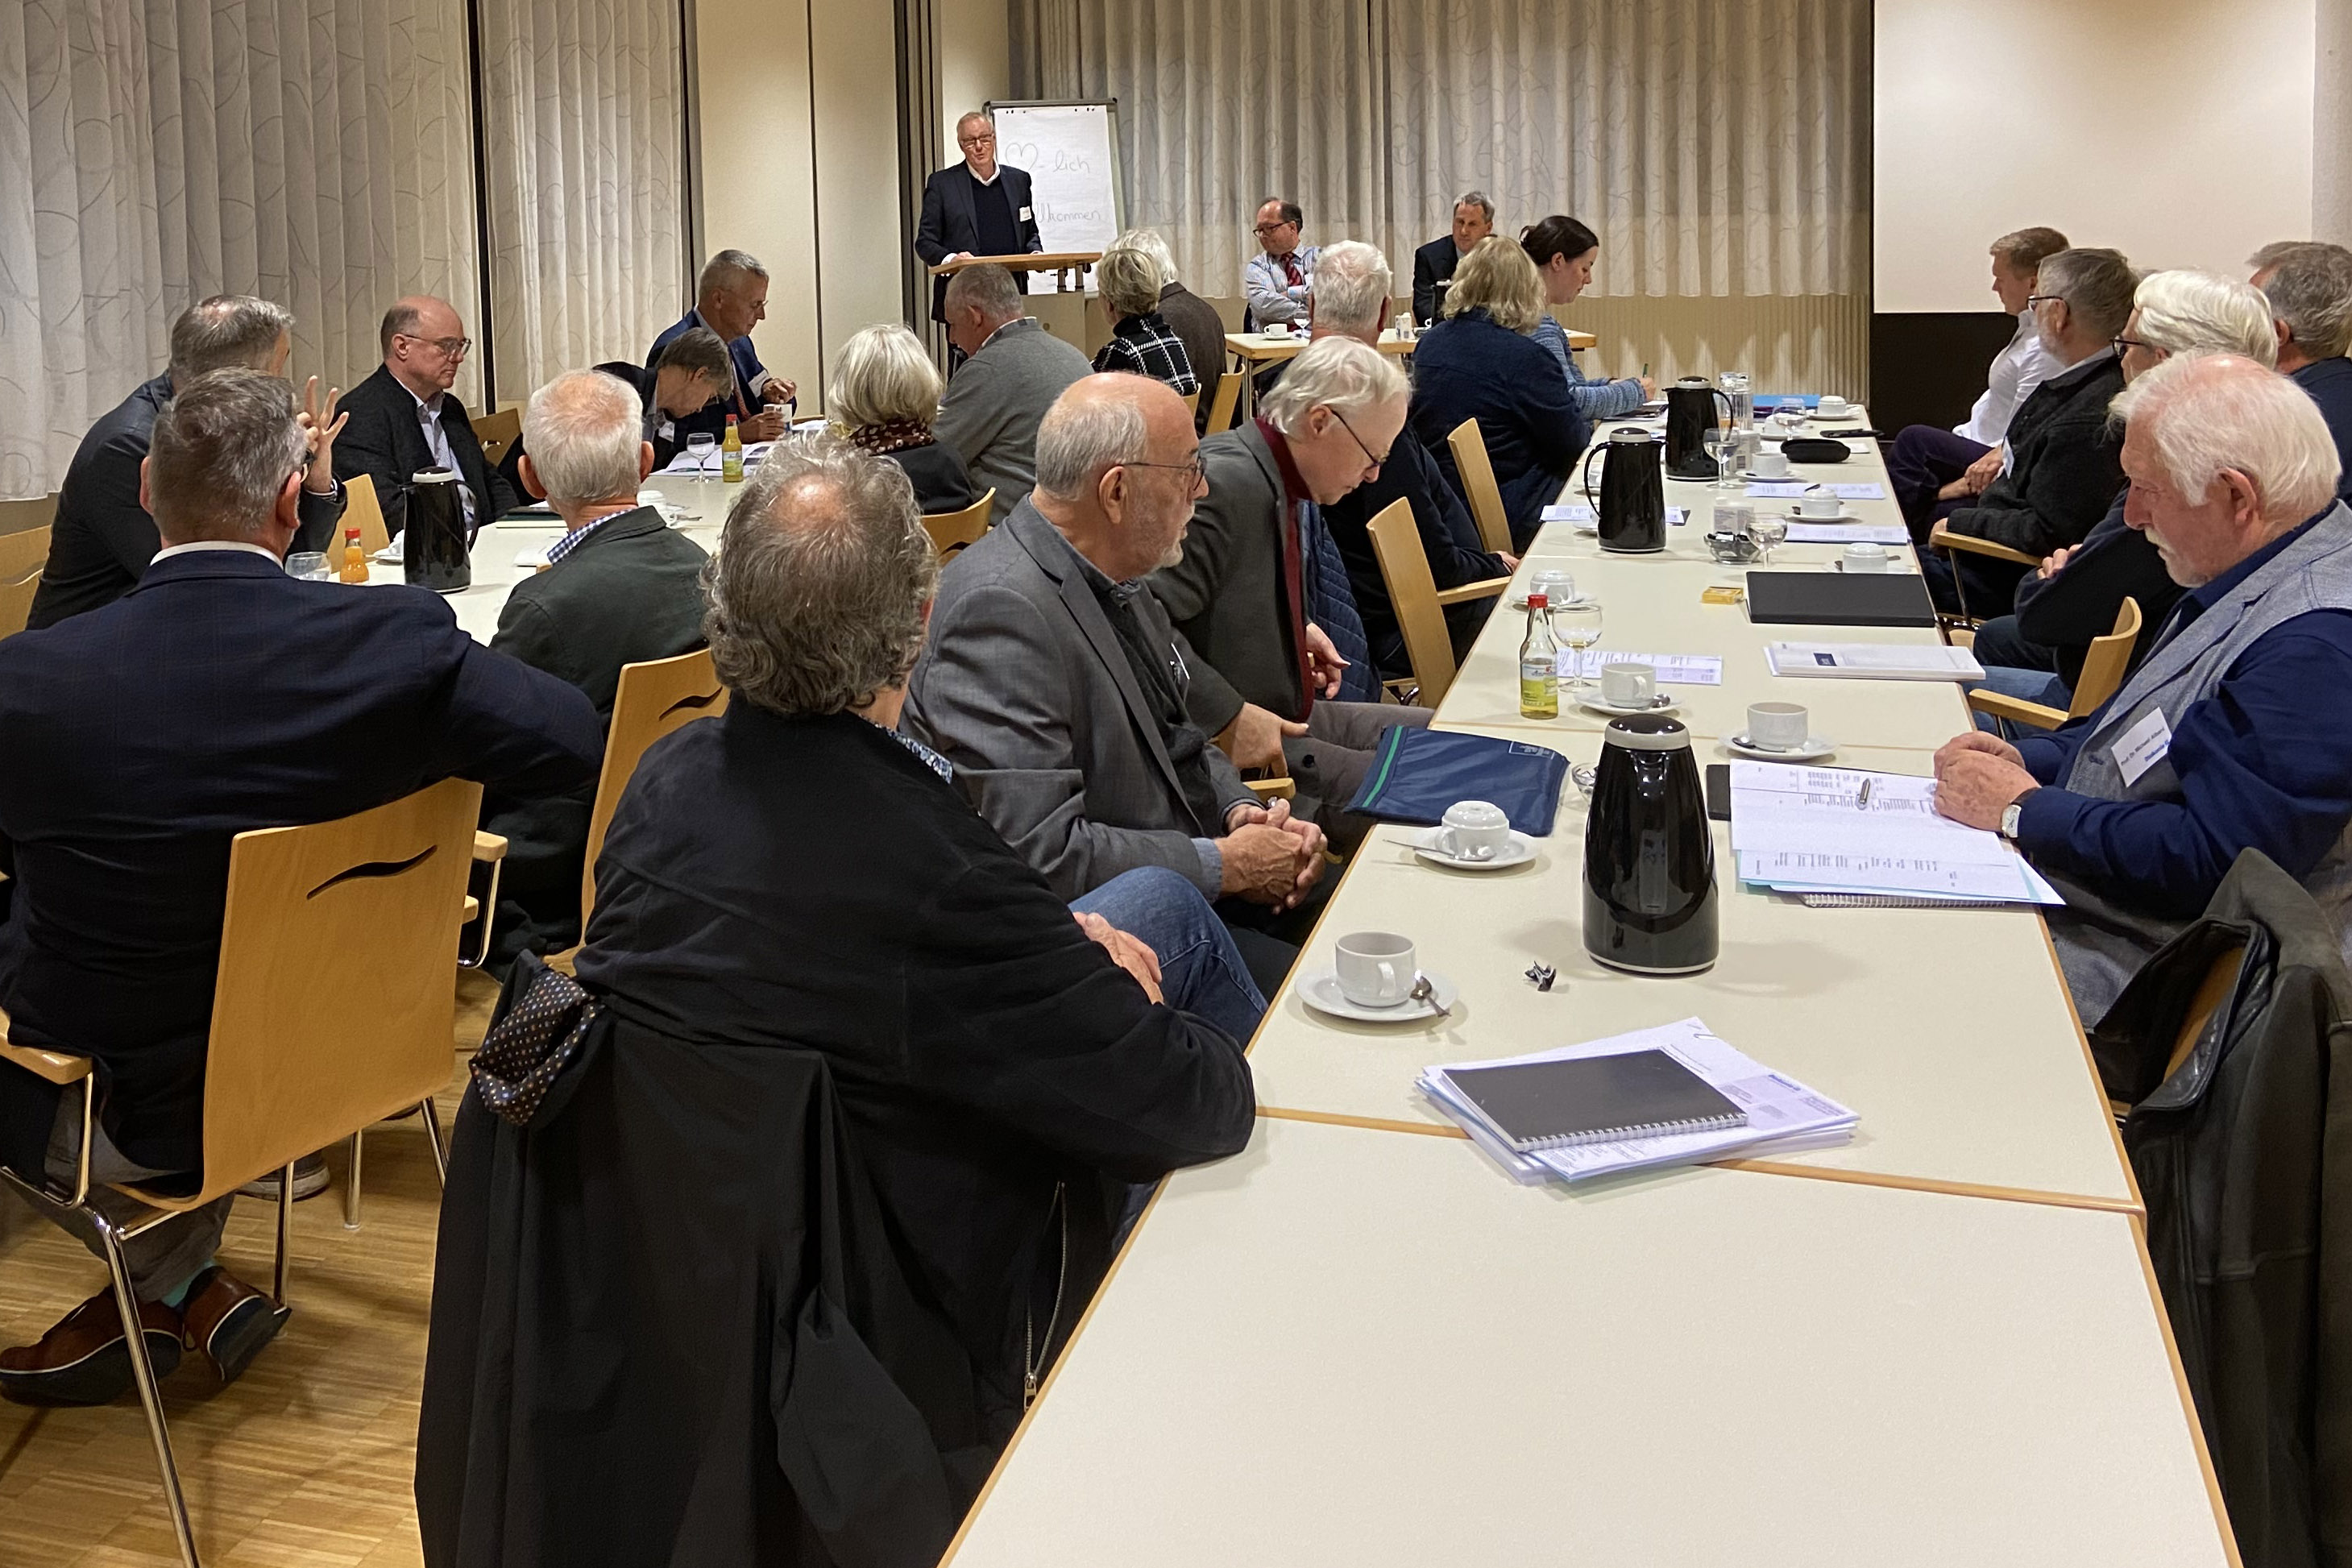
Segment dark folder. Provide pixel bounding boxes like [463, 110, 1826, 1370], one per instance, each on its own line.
[1443, 1049, 1747, 1152]
[1744, 571, 1936, 628]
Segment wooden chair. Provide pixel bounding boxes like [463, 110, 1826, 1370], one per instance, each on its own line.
[1927, 519, 2040, 628]
[1446, 418, 1516, 558]
[1203, 367, 1244, 433]
[577, 649, 730, 932]
[0, 777, 483, 1568]
[1176, 388, 1201, 415]
[0, 525, 49, 641]
[342, 471, 392, 556]
[2105, 940, 2245, 1122]
[1365, 498, 1509, 708]
[923, 488, 996, 559]
[1966, 598, 2143, 732]
[472, 407, 523, 471]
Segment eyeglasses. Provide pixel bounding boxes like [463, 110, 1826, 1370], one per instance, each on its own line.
[1253, 221, 1295, 238]
[2112, 336, 2156, 359]
[1329, 408, 1389, 471]
[2024, 294, 2066, 311]
[959, 132, 995, 149]
[401, 334, 473, 359]
[1121, 455, 1208, 486]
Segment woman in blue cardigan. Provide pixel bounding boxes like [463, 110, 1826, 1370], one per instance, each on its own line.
[1520, 215, 1654, 419]
[1408, 236, 1593, 550]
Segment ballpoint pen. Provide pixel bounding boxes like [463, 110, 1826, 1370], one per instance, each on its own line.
[1856, 778, 1873, 810]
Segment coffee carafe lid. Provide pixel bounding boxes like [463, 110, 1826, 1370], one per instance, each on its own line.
[1674, 375, 1712, 388]
[412, 466, 458, 485]
[1607, 425, 1657, 444]
[1602, 713, 1692, 751]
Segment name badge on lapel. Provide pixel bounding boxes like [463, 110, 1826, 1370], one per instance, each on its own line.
[1019, 206, 1033, 222]
[2111, 707, 2173, 787]
[657, 418, 675, 442]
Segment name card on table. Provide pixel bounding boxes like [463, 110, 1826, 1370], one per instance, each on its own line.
[1541, 503, 1686, 525]
[1558, 650, 1724, 685]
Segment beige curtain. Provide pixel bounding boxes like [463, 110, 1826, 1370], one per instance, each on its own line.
[479, 0, 687, 404]
[0, 0, 482, 501]
[1383, 0, 1868, 299]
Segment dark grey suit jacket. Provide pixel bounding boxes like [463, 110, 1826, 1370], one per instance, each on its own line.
[903, 499, 1255, 902]
[1147, 420, 1302, 732]
[481, 507, 710, 963]
[915, 163, 1043, 319]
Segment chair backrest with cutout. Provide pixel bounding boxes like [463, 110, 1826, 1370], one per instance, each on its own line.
[169, 778, 482, 1208]
[1367, 498, 1461, 706]
[1205, 367, 1244, 433]
[2068, 597, 2144, 719]
[473, 407, 523, 471]
[342, 472, 392, 556]
[1446, 418, 1515, 557]
[923, 489, 995, 559]
[580, 648, 730, 927]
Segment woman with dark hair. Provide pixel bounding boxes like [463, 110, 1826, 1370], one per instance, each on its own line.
[1520, 215, 1653, 419]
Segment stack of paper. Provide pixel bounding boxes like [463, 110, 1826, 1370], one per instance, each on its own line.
[1728, 761, 2063, 906]
[1557, 650, 1723, 684]
[657, 440, 778, 476]
[1763, 642, 1983, 680]
[1420, 1017, 1857, 1184]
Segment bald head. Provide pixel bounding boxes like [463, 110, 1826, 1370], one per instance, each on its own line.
[380, 295, 469, 398]
[1032, 373, 1205, 580]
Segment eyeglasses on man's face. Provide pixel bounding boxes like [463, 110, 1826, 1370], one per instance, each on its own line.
[1122, 454, 1207, 487]
[1329, 408, 1390, 471]
[402, 333, 472, 360]
[1254, 219, 1296, 239]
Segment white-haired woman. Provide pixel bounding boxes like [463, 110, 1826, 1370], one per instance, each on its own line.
[831, 322, 978, 513]
[1090, 243, 1200, 396]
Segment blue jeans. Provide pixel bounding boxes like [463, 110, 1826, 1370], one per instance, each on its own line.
[1971, 665, 2073, 735]
[1069, 866, 1268, 1044]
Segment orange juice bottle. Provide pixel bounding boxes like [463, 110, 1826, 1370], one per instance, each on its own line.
[721, 414, 745, 483]
[339, 526, 367, 583]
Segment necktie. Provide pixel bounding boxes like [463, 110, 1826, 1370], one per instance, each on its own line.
[1281, 253, 1304, 290]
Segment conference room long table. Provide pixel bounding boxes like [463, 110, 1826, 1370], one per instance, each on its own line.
[940, 412, 2239, 1563]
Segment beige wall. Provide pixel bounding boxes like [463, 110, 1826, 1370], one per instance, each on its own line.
[939, 0, 1010, 155]
[1874, 0, 2317, 313]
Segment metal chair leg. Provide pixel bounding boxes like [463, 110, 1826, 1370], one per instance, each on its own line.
[420, 1098, 448, 1189]
[97, 1219, 201, 1568]
[342, 1130, 363, 1230]
[272, 1161, 292, 1309]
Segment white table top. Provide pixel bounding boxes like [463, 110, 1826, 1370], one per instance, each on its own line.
[1247, 724, 2136, 1209]
[944, 1117, 2228, 1568]
[357, 473, 724, 644]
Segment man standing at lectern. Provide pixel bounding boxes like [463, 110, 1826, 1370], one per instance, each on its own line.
[917, 110, 1045, 329]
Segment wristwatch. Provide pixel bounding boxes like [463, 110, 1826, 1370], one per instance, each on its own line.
[1998, 788, 2040, 842]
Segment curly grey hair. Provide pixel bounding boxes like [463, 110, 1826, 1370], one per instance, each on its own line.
[704, 434, 940, 716]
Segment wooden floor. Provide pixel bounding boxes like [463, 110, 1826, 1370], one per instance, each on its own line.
[0, 972, 501, 1568]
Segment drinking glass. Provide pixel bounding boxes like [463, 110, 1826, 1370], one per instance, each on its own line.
[1553, 600, 1603, 687]
[1749, 512, 1788, 566]
[686, 433, 716, 483]
[1704, 424, 1739, 491]
[283, 551, 330, 580]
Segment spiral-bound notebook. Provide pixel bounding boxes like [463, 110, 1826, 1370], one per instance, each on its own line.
[1441, 1049, 1747, 1153]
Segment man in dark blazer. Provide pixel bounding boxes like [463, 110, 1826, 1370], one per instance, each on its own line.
[1411, 191, 1494, 326]
[494, 330, 733, 501]
[916, 110, 1044, 324]
[482, 371, 711, 967]
[648, 250, 799, 451]
[336, 295, 518, 541]
[906, 374, 1329, 992]
[0, 370, 602, 1407]
[1147, 336, 1431, 852]
[30, 295, 346, 629]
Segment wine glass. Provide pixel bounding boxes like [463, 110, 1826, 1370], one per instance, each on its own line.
[1749, 512, 1788, 566]
[1553, 600, 1603, 689]
[686, 432, 716, 485]
[1704, 423, 1739, 492]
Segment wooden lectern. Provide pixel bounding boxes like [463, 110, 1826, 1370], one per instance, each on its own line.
[929, 251, 1102, 293]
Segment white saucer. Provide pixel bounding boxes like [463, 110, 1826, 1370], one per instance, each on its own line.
[1575, 692, 1681, 718]
[1790, 511, 1867, 527]
[1724, 732, 1836, 762]
[1738, 469, 1805, 482]
[1411, 827, 1537, 871]
[1300, 969, 1460, 1023]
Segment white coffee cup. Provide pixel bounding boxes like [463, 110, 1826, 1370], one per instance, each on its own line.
[1817, 395, 1852, 418]
[1747, 701, 1810, 751]
[1601, 661, 1657, 708]
[1529, 568, 1576, 604]
[1334, 931, 1417, 1008]
[1753, 449, 1792, 479]
[1842, 542, 1890, 572]
[1441, 799, 1512, 862]
[1262, 321, 1294, 339]
[1795, 491, 1844, 519]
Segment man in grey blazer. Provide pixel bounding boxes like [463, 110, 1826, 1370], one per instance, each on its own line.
[1149, 336, 1430, 851]
[906, 373, 1329, 991]
[935, 264, 1093, 526]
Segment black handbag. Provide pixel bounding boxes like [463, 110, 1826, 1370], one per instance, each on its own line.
[1779, 436, 1852, 465]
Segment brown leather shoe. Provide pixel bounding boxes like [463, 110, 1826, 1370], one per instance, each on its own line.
[179, 1265, 288, 1386]
[0, 1288, 183, 1406]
